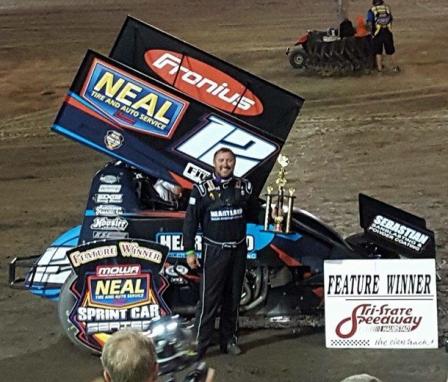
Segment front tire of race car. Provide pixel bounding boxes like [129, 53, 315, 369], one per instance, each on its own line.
[58, 272, 101, 354]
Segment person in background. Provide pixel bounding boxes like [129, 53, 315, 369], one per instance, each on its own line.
[355, 15, 369, 38]
[366, 0, 399, 72]
[339, 18, 356, 38]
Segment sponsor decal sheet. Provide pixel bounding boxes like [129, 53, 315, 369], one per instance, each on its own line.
[325, 259, 438, 348]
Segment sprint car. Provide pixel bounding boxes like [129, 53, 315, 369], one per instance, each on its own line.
[9, 17, 436, 354]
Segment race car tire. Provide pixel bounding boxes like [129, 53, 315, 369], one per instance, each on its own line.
[288, 46, 308, 72]
[58, 271, 101, 354]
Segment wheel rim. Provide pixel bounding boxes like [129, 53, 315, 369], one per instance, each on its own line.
[293, 54, 304, 66]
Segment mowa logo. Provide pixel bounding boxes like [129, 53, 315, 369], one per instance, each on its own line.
[176, 115, 277, 176]
[145, 50, 264, 116]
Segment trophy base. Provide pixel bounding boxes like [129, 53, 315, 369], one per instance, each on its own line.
[261, 228, 293, 234]
[273, 224, 283, 233]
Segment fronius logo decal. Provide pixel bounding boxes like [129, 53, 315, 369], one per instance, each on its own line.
[145, 50, 264, 116]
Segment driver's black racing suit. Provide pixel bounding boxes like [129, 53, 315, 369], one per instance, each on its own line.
[182, 176, 256, 356]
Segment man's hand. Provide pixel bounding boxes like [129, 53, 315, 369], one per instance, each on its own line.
[186, 250, 200, 269]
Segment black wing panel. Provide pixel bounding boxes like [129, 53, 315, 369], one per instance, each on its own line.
[52, 50, 284, 195]
[110, 16, 303, 141]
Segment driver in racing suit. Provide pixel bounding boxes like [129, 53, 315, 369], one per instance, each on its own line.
[182, 148, 257, 359]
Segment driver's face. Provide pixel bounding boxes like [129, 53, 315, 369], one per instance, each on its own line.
[213, 151, 236, 178]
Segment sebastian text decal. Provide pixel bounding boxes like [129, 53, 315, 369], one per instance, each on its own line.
[368, 215, 429, 252]
[145, 50, 264, 116]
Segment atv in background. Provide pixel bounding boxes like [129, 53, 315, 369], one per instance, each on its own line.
[286, 28, 373, 76]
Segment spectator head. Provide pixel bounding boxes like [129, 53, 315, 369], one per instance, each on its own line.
[101, 329, 158, 382]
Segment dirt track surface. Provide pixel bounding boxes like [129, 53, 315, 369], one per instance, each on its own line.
[1, 0, 448, 381]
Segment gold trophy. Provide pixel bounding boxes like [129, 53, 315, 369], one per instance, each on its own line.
[263, 155, 296, 233]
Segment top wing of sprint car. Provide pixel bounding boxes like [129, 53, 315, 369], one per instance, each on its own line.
[52, 16, 304, 197]
[109, 17, 301, 142]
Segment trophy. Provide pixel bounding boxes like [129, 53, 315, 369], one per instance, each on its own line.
[263, 154, 296, 233]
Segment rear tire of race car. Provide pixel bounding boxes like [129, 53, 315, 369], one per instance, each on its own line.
[58, 272, 101, 355]
[288, 46, 308, 73]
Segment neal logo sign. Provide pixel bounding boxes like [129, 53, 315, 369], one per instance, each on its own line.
[145, 50, 264, 116]
[81, 58, 189, 138]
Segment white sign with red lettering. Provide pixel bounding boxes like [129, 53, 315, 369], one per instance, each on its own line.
[324, 259, 438, 348]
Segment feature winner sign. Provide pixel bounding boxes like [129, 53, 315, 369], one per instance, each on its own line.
[324, 259, 438, 349]
[65, 239, 170, 352]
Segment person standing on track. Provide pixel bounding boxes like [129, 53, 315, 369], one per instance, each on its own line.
[182, 147, 257, 359]
[367, 0, 400, 72]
